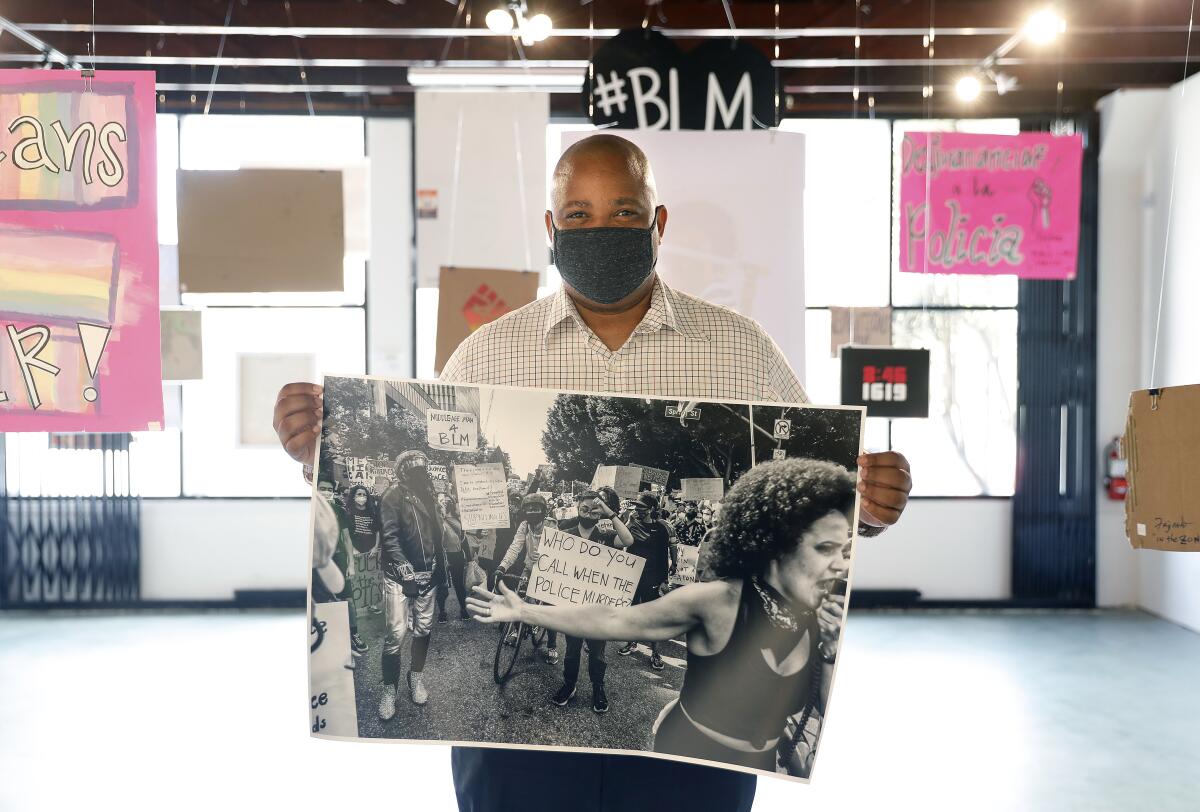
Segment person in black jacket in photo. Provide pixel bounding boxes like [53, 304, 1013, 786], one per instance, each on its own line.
[377, 449, 446, 717]
[617, 491, 673, 670]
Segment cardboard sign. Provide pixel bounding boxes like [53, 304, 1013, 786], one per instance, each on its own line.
[671, 544, 700, 585]
[592, 464, 644, 500]
[428, 463, 449, 481]
[1124, 385, 1200, 551]
[427, 409, 478, 452]
[840, 346, 931, 418]
[434, 266, 540, 373]
[160, 308, 203, 382]
[178, 168, 345, 293]
[308, 601, 359, 738]
[681, 477, 724, 502]
[526, 527, 646, 608]
[899, 131, 1083, 280]
[830, 307, 892, 357]
[0, 70, 163, 432]
[349, 550, 383, 618]
[638, 465, 670, 488]
[454, 463, 510, 530]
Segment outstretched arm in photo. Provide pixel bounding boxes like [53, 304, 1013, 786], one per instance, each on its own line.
[468, 578, 727, 643]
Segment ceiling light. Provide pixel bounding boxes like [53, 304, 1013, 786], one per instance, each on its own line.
[526, 13, 553, 43]
[955, 74, 982, 102]
[485, 8, 514, 34]
[1025, 8, 1066, 45]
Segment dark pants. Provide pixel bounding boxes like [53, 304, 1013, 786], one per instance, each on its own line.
[437, 550, 469, 615]
[563, 635, 606, 687]
[451, 748, 756, 812]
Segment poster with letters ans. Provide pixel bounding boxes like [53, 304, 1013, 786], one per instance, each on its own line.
[0, 70, 162, 432]
[308, 376, 865, 784]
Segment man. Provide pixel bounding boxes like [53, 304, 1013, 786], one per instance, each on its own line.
[553, 489, 634, 713]
[617, 492, 672, 669]
[273, 133, 912, 812]
[377, 450, 446, 715]
[677, 507, 707, 548]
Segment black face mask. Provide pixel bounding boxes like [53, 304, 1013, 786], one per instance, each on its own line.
[525, 512, 545, 523]
[550, 207, 660, 305]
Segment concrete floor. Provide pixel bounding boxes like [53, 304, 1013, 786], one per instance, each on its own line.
[0, 609, 1197, 812]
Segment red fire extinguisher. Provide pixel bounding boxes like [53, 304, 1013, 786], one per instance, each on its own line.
[1103, 437, 1128, 500]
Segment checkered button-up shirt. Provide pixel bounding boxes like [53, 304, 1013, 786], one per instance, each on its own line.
[440, 278, 808, 404]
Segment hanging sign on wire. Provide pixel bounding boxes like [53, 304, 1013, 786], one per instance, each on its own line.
[898, 131, 1083, 280]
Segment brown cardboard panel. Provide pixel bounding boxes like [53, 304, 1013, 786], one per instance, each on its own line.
[1124, 384, 1200, 551]
[177, 169, 345, 293]
[435, 266, 540, 373]
[830, 306, 892, 357]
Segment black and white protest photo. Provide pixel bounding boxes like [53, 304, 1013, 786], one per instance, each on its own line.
[308, 375, 864, 782]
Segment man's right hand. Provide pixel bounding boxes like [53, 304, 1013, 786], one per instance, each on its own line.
[273, 382, 323, 464]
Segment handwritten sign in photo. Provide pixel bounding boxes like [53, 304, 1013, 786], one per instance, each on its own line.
[681, 477, 724, 502]
[453, 462, 510, 530]
[671, 544, 700, 585]
[638, 465, 671, 488]
[528, 527, 646, 608]
[593, 464, 644, 500]
[427, 409, 478, 452]
[899, 131, 1083, 280]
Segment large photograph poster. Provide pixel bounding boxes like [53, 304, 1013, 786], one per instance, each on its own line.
[0, 70, 162, 432]
[307, 376, 864, 783]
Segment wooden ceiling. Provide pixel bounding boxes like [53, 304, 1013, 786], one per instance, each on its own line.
[1, 0, 1196, 117]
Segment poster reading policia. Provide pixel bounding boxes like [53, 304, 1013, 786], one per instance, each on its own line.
[307, 375, 865, 784]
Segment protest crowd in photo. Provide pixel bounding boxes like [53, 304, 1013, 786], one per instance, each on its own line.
[309, 377, 861, 779]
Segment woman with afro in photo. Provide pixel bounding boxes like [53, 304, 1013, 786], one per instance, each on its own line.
[468, 458, 855, 776]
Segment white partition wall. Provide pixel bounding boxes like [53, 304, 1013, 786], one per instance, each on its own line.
[561, 129, 806, 380]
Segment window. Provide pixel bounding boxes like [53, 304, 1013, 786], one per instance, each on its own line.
[793, 117, 1020, 496]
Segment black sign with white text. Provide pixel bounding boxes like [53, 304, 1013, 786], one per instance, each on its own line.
[840, 347, 931, 418]
[585, 29, 775, 130]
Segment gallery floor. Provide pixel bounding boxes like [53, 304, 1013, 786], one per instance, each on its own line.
[1, 608, 1197, 812]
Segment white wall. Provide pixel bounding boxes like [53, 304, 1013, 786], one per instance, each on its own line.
[1095, 89, 1167, 607]
[851, 499, 1012, 600]
[367, 118, 415, 377]
[141, 499, 309, 600]
[1098, 78, 1200, 632]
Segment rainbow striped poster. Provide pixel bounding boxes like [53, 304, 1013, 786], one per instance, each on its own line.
[0, 69, 162, 432]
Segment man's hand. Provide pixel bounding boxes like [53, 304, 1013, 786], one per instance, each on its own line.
[857, 451, 912, 527]
[273, 383, 323, 465]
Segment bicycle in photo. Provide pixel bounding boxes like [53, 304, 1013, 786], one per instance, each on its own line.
[492, 570, 548, 684]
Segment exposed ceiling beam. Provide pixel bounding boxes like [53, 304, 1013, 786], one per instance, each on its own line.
[0, 14, 82, 68]
[15, 22, 1198, 40]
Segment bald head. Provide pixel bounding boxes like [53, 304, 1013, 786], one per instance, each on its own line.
[550, 134, 659, 214]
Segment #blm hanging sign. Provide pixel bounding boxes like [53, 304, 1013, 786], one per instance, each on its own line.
[899, 131, 1083, 280]
[586, 29, 774, 130]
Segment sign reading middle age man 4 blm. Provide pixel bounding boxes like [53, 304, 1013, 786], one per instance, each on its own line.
[899, 131, 1083, 280]
[427, 409, 477, 451]
[527, 527, 646, 608]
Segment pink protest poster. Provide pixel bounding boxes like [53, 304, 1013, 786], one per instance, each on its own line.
[0, 69, 162, 432]
[899, 131, 1083, 280]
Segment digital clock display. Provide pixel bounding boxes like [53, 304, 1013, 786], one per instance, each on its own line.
[861, 365, 908, 402]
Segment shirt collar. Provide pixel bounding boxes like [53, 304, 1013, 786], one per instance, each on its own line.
[542, 277, 710, 348]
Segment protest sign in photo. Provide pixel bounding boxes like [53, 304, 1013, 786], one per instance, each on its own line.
[307, 376, 864, 784]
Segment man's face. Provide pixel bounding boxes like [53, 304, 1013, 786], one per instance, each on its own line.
[545, 152, 665, 312]
[576, 498, 602, 522]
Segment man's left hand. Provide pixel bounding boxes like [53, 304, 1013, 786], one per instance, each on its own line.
[857, 451, 912, 527]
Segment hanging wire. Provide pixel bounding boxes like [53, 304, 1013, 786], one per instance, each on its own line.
[588, 0, 595, 119]
[773, 2, 780, 126]
[203, 0, 237, 115]
[720, 0, 738, 45]
[853, 0, 861, 116]
[283, 1, 314, 116]
[438, 0, 469, 65]
[1148, 0, 1197, 388]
